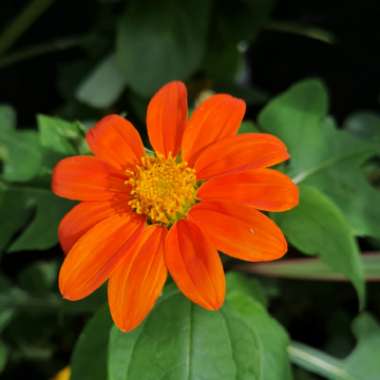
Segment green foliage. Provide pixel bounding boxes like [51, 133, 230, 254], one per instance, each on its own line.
[117, 0, 211, 97]
[274, 185, 365, 306]
[76, 55, 127, 109]
[71, 305, 112, 380]
[107, 283, 291, 380]
[259, 79, 380, 239]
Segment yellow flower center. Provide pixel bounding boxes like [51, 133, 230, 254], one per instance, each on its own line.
[127, 154, 197, 225]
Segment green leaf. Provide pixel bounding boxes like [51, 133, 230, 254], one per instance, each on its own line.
[274, 185, 365, 307]
[109, 287, 292, 380]
[76, 54, 127, 108]
[116, 0, 211, 97]
[0, 184, 72, 252]
[343, 313, 380, 380]
[226, 292, 293, 380]
[8, 187, 72, 252]
[258, 79, 380, 239]
[0, 104, 16, 131]
[0, 129, 43, 182]
[226, 271, 267, 307]
[0, 185, 31, 253]
[344, 111, 380, 143]
[71, 305, 112, 380]
[38, 114, 80, 155]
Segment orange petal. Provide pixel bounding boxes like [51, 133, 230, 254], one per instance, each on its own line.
[58, 196, 130, 254]
[108, 226, 167, 332]
[86, 114, 144, 171]
[147, 81, 188, 157]
[198, 168, 299, 212]
[181, 94, 246, 165]
[189, 201, 287, 262]
[52, 156, 127, 201]
[193, 133, 289, 179]
[59, 213, 144, 301]
[165, 220, 225, 310]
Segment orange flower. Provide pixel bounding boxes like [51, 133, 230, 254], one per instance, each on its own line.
[52, 81, 298, 332]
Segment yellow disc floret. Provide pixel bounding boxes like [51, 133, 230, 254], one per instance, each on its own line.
[127, 153, 197, 225]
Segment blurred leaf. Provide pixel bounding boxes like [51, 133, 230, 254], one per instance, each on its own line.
[18, 261, 57, 295]
[259, 79, 380, 239]
[0, 185, 31, 253]
[238, 120, 260, 134]
[8, 187, 72, 252]
[343, 313, 380, 380]
[0, 341, 8, 373]
[0, 184, 72, 252]
[289, 313, 380, 380]
[117, 0, 211, 97]
[71, 305, 112, 380]
[0, 104, 16, 131]
[0, 276, 15, 333]
[344, 111, 380, 143]
[204, 0, 274, 81]
[0, 129, 43, 182]
[238, 253, 380, 282]
[274, 185, 365, 306]
[109, 287, 292, 380]
[38, 114, 80, 155]
[76, 54, 127, 108]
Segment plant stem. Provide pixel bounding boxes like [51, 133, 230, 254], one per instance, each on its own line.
[288, 341, 353, 380]
[0, 0, 56, 55]
[0, 35, 92, 69]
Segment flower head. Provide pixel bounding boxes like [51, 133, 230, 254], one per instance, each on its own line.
[52, 81, 299, 332]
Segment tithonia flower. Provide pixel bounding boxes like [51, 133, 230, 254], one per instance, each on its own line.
[52, 81, 298, 332]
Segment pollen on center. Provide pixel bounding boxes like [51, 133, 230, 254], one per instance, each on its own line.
[126, 153, 198, 225]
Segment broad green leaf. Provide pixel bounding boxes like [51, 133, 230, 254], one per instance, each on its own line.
[71, 305, 112, 380]
[109, 290, 236, 380]
[0, 129, 43, 182]
[38, 114, 80, 155]
[239, 254, 380, 281]
[0, 184, 72, 252]
[258, 79, 380, 239]
[76, 54, 127, 108]
[0, 104, 16, 131]
[226, 292, 293, 380]
[344, 111, 380, 143]
[289, 313, 380, 380]
[117, 0, 211, 96]
[109, 287, 292, 380]
[274, 185, 365, 306]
